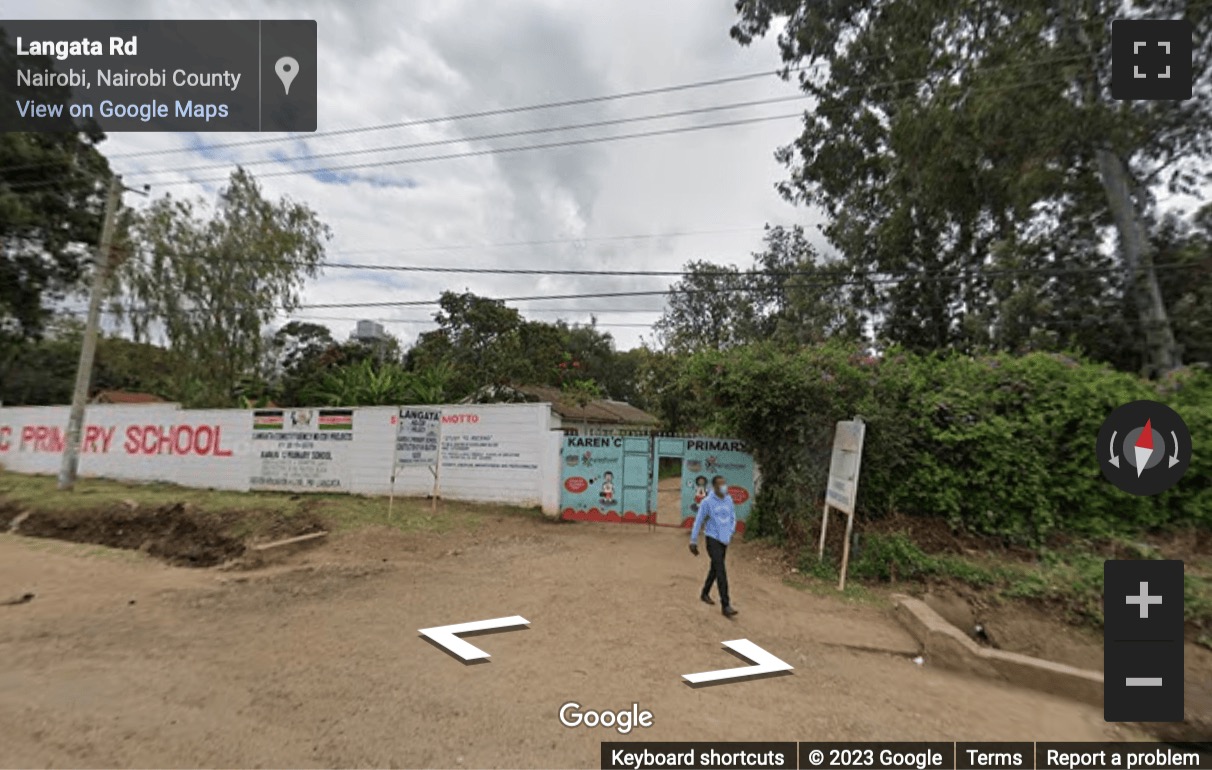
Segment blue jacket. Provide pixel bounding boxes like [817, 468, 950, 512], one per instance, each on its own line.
[690, 492, 736, 546]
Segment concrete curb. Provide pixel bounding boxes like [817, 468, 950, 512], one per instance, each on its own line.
[890, 593, 1103, 707]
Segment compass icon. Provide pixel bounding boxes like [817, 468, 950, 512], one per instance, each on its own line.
[1097, 401, 1191, 496]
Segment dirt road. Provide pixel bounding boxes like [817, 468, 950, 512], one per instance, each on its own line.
[0, 515, 1142, 769]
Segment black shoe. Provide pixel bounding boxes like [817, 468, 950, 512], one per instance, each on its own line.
[722, 606, 738, 618]
[700, 593, 715, 605]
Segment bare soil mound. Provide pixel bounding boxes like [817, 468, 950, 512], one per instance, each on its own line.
[15, 502, 326, 567]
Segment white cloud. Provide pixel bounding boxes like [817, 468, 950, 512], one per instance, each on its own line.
[3, 0, 817, 349]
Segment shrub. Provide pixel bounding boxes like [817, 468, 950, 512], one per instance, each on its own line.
[682, 343, 1211, 546]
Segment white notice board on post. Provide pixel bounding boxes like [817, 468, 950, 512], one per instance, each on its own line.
[818, 418, 866, 590]
[390, 407, 443, 516]
[396, 408, 441, 468]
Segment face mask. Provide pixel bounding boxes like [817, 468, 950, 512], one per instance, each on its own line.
[716, 485, 728, 496]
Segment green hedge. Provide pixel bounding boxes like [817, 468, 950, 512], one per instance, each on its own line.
[680, 344, 1211, 545]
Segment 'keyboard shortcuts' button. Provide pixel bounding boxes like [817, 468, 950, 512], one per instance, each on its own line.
[1103, 560, 1185, 722]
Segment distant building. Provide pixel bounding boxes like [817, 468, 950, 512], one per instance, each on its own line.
[90, 390, 167, 405]
[466, 384, 660, 435]
[350, 320, 386, 342]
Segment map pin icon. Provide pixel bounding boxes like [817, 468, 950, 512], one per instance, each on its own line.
[275, 56, 299, 95]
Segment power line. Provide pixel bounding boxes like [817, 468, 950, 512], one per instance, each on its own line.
[121, 63, 1081, 184]
[136, 112, 807, 186]
[330, 226, 766, 256]
[120, 251, 1205, 279]
[8, 11, 1151, 176]
[289, 259, 1211, 309]
[284, 314, 656, 329]
[95, 255, 1209, 316]
[131, 94, 813, 177]
[106, 66, 811, 161]
[73, 32, 1125, 169]
[0, 62, 1085, 188]
[129, 68, 1069, 188]
[76, 257, 1209, 331]
[0, 78, 803, 184]
[318, 263, 791, 276]
[2, 58, 1082, 186]
[509, 307, 666, 314]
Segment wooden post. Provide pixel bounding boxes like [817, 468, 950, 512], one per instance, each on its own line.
[388, 470, 397, 520]
[431, 415, 443, 511]
[838, 510, 856, 591]
[818, 501, 831, 560]
[388, 410, 399, 520]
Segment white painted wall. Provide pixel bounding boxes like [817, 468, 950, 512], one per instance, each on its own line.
[433, 403, 552, 508]
[347, 406, 399, 498]
[0, 403, 562, 513]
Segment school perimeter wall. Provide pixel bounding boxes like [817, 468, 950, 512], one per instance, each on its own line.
[0, 403, 563, 514]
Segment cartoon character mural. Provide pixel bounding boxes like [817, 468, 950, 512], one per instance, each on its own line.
[598, 470, 616, 505]
[559, 434, 651, 524]
[690, 475, 708, 513]
[679, 439, 755, 533]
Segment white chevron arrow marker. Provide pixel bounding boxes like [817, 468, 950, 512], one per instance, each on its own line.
[419, 616, 529, 661]
[682, 639, 794, 685]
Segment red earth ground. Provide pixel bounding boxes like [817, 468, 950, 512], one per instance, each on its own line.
[0, 505, 1164, 770]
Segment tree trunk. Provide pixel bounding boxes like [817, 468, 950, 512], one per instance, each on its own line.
[1094, 148, 1181, 376]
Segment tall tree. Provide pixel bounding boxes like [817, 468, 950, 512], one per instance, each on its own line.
[113, 168, 330, 407]
[751, 225, 865, 345]
[406, 291, 635, 401]
[260, 320, 336, 404]
[1154, 204, 1212, 366]
[0, 319, 171, 406]
[654, 261, 763, 353]
[407, 292, 527, 397]
[731, 0, 1211, 374]
[0, 31, 111, 356]
[655, 228, 862, 352]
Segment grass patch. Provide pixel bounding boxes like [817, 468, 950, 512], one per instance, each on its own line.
[0, 472, 295, 514]
[0, 471, 547, 541]
[784, 552, 886, 606]
[822, 531, 1212, 633]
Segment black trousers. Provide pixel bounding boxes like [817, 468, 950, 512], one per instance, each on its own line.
[702, 536, 731, 608]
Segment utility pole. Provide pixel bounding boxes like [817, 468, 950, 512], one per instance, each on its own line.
[57, 174, 123, 491]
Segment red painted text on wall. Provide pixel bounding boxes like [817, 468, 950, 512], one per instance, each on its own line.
[0, 424, 233, 457]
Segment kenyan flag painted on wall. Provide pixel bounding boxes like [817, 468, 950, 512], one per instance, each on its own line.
[254, 410, 284, 430]
[318, 409, 354, 430]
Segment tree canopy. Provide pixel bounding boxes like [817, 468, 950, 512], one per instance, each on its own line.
[0, 29, 112, 380]
[731, 0, 1212, 373]
[112, 168, 331, 407]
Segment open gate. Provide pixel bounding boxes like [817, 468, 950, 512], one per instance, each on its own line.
[559, 433, 756, 532]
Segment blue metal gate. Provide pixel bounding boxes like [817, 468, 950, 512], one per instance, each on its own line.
[560, 433, 755, 530]
[559, 434, 652, 524]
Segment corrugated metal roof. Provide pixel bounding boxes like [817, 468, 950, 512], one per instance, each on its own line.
[488, 384, 659, 425]
[91, 390, 166, 404]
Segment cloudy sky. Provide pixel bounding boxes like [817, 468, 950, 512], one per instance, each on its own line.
[6, 0, 817, 350]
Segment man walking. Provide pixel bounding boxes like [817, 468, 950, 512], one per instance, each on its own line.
[689, 475, 738, 618]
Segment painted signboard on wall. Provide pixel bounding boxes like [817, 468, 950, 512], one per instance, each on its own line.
[439, 411, 540, 472]
[0, 420, 236, 458]
[679, 437, 755, 534]
[396, 408, 440, 467]
[559, 434, 651, 524]
[249, 408, 354, 491]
